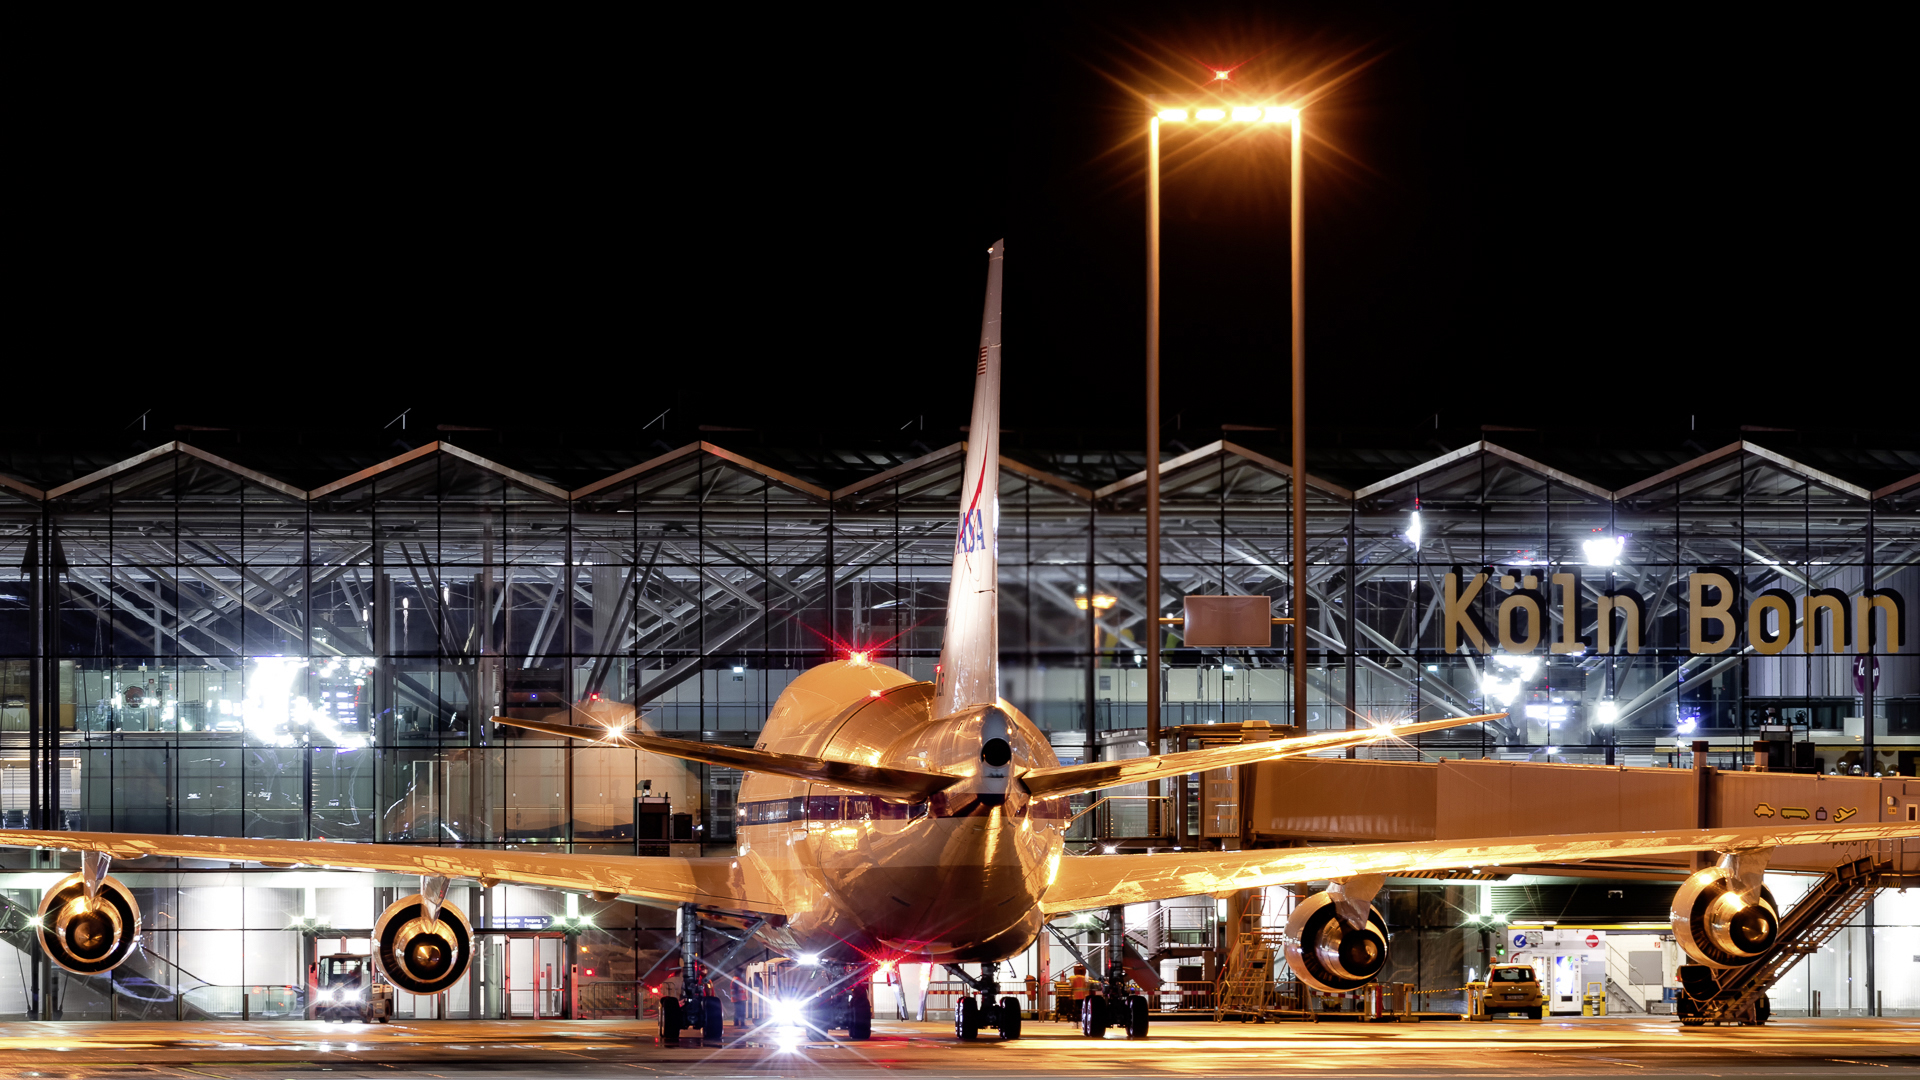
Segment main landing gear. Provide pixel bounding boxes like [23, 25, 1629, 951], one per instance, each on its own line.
[659, 903, 725, 1047]
[944, 961, 1023, 1040]
[1080, 964, 1149, 1039]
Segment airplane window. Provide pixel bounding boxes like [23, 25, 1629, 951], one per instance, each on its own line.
[808, 796, 842, 820]
[746, 800, 789, 824]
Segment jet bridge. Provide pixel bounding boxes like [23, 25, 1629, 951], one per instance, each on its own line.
[1240, 754, 1920, 876]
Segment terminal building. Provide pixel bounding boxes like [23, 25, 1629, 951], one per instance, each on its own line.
[0, 434, 1914, 1020]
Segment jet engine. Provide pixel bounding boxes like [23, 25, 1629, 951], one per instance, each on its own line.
[1283, 889, 1391, 993]
[37, 869, 142, 975]
[1671, 864, 1779, 969]
[374, 892, 474, 994]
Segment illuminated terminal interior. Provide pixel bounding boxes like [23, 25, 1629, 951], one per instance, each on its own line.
[0, 436, 1914, 1019]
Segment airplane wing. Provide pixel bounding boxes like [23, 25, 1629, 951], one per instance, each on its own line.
[1019, 714, 1505, 801]
[490, 715, 960, 801]
[0, 829, 791, 916]
[1039, 820, 1920, 913]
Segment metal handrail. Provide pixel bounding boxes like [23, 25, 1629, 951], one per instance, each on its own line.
[1065, 794, 1172, 828]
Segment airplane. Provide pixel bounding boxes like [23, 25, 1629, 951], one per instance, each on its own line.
[5, 238, 1919, 1042]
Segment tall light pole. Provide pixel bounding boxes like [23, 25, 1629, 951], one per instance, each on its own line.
[1287, 107, 1307, 743]
[1145, 107, 1163, 841]
[1144, 99, 1306, 841]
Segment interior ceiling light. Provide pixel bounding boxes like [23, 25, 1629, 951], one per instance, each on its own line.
[1479, 654, 1541, 709]
[1583, 532, 1627, 567]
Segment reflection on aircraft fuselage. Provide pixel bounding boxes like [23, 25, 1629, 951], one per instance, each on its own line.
[735, 659, 1066, 964]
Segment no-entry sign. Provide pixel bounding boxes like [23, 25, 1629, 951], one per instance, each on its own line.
[1586, 933, 1601, 949]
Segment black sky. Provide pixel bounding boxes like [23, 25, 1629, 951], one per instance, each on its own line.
[26, 5, 1906, 451]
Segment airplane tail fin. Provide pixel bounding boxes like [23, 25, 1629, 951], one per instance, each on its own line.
[933, 240, 1005, 718]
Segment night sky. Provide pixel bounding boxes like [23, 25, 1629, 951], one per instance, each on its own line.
[28, 5, 1906, 458]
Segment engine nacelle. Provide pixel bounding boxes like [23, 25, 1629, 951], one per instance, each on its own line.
[1283, 890, 1390, 993]
[374, 893, 473, 994]
[38, 872, 142, 975]
[1672, 866, 1778, 969]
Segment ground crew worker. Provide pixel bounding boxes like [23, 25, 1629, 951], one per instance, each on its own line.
[1069, 963, 1089, 1021]
[732, 975, 748, 1027]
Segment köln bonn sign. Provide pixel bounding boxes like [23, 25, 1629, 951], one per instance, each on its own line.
[1442, 567, 1905, 657]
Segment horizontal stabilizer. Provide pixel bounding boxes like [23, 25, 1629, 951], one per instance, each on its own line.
[1040, 819, 1920, 914]
[491, 715, 960, 802]
[1020, 713, 1504, 801]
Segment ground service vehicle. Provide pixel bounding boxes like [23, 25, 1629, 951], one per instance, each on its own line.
[315, 953, 389, 1023]
[761, 960, 875, 1041]
[1485, 964, 1545, 1019]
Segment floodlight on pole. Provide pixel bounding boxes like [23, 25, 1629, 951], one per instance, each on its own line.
[1142, 94, 1307, 840]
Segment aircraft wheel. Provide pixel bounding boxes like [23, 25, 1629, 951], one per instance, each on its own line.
[1126, 994, 1150, 1038]
[955, 994, 980, 1040]
[999, 996, 1022, 1040]
[703, 995, 724, 1040]
[1081, 993, 1108, 1037]
[1753, 997, 1771, 1026]
[848, 988, 873, 1040]
[659, 997, 682, 1046]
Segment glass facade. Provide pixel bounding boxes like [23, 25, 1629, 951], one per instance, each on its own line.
[0, 437, 1914, 1018]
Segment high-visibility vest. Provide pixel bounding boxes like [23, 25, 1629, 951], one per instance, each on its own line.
[1069, 974, 1089, 1000]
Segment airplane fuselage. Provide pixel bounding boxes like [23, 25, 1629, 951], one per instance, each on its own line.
[735, 659, 1067, 964]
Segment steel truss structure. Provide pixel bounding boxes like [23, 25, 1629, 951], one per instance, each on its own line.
[0, 437, 1915, 850]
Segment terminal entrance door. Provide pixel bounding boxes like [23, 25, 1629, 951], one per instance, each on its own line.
[503, 933, 569, 1018]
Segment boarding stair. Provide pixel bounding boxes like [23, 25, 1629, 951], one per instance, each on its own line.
[0, 888, 221, 1019]
[1139, 903, 1214, 967]
[1603, 976, 1645, 1014]
[1214, 890, 1287, 1020]
[1681, 856, 1910, 1025]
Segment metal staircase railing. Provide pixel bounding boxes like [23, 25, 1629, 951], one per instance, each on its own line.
[1214, 891, 1286, 1020]
[1690, 856, 1882, 1024]
[1, 889, 222, 1019]
[1604, 976, 1645, 1014]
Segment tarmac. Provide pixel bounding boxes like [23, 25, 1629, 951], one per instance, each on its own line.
[0, 1015, 1917, 1077]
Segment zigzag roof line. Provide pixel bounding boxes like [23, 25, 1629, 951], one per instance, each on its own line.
[1, 438, 1915, 506]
